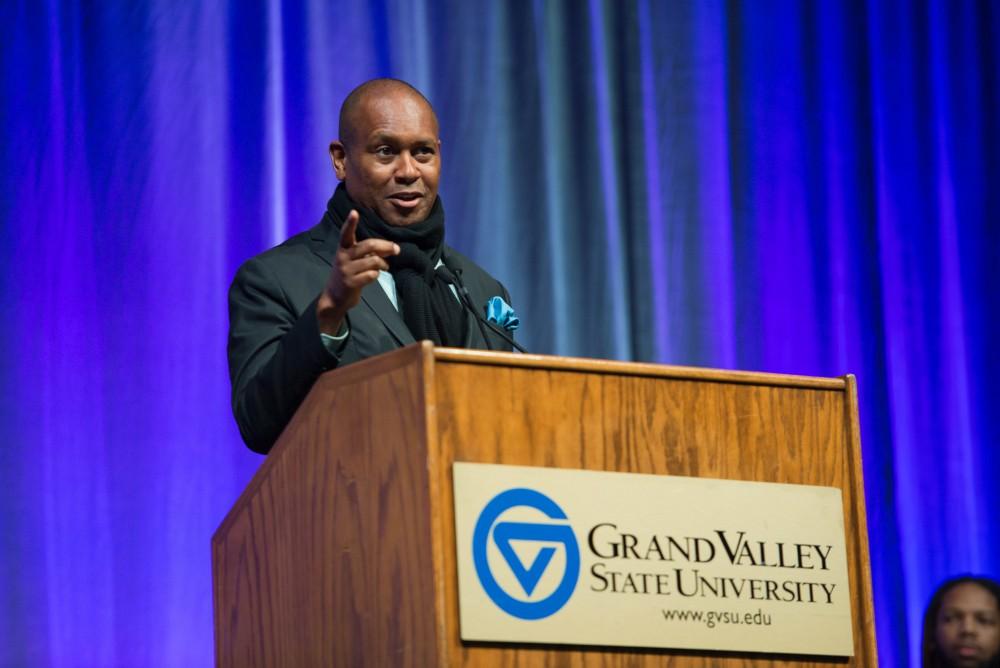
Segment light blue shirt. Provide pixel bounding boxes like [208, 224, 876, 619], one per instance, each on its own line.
[320, 264, 456, 353]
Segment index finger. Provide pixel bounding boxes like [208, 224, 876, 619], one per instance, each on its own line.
[351, 237, 401, 258]
[339, 210, 359, 249]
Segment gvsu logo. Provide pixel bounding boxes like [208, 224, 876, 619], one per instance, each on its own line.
[472, 488, 580, 619]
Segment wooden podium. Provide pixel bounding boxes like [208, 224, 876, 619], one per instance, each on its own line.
[212, 343, 877, 666]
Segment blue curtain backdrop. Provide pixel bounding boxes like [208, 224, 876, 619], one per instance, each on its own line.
[2, 0, 997, 665]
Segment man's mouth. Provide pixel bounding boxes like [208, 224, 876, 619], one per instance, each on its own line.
[388, 192, 423, 210]
[956, 644, 981, 659]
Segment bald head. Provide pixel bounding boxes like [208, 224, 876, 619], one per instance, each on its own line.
[338, 78, 438, 151]
[329, 78, 442, 226]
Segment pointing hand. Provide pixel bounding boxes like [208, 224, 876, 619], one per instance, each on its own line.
[316, 210, 400, 335]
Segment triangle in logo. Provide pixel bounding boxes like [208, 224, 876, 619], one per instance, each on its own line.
[493, 522, 559, 597]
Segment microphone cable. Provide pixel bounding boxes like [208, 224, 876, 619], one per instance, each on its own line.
[435, 263, 527, 354]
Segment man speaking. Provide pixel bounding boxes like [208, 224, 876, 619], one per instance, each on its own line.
[227, 79, 516, 453]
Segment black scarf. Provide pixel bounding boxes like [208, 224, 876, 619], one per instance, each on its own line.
[328, 184, 467, 346]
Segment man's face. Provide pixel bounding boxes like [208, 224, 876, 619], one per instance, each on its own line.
[331, 90, 441, 226]
[935, 583, 1000, 667]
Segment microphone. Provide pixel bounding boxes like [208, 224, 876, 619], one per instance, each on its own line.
[435, 263, 527, 353]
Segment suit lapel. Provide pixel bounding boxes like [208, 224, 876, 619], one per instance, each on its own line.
[462, 300, 486, 349]
[309, 218, 416, 347]
[460, 276, 491, 349]
[360, 282, 416, 346]
[444, 251, 494, 351]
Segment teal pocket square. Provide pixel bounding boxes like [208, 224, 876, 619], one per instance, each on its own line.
[485, 296, 520, 331]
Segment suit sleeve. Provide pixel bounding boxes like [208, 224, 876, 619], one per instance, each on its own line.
[227, 257, 341, 453]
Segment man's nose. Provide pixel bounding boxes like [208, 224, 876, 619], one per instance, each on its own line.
[395, 152, 419, 181]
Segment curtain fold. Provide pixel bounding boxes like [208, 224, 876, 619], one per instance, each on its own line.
[2, 1, 996, 664]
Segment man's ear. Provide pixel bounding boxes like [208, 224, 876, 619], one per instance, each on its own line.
[329, 140, 348, 180]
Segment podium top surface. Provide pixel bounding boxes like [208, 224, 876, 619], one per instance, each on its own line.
[430, 345, 846, 390]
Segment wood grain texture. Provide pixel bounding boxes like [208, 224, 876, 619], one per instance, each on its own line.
[433, 348, 847, 390]
[213, 345, 442, 667]
[213, 343, 877, 666]
[428, 350, 876, 667]
[843, 375, 877, 660]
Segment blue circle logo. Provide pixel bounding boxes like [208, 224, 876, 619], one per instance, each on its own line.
[472, 488, 580, 619]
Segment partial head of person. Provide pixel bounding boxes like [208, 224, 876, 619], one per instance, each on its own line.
[923, 575, 1000, 668]
[329, 78, 441, 227]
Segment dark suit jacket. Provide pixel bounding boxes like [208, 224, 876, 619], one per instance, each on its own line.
[227, 212, 514, 453]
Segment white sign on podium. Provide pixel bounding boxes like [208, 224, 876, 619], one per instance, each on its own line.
[453, 462, 853, 657]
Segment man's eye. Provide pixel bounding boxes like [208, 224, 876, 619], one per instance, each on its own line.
[374, 146, 394, 157]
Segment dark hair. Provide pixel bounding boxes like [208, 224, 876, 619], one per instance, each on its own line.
[922, 575, 1000, 667]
